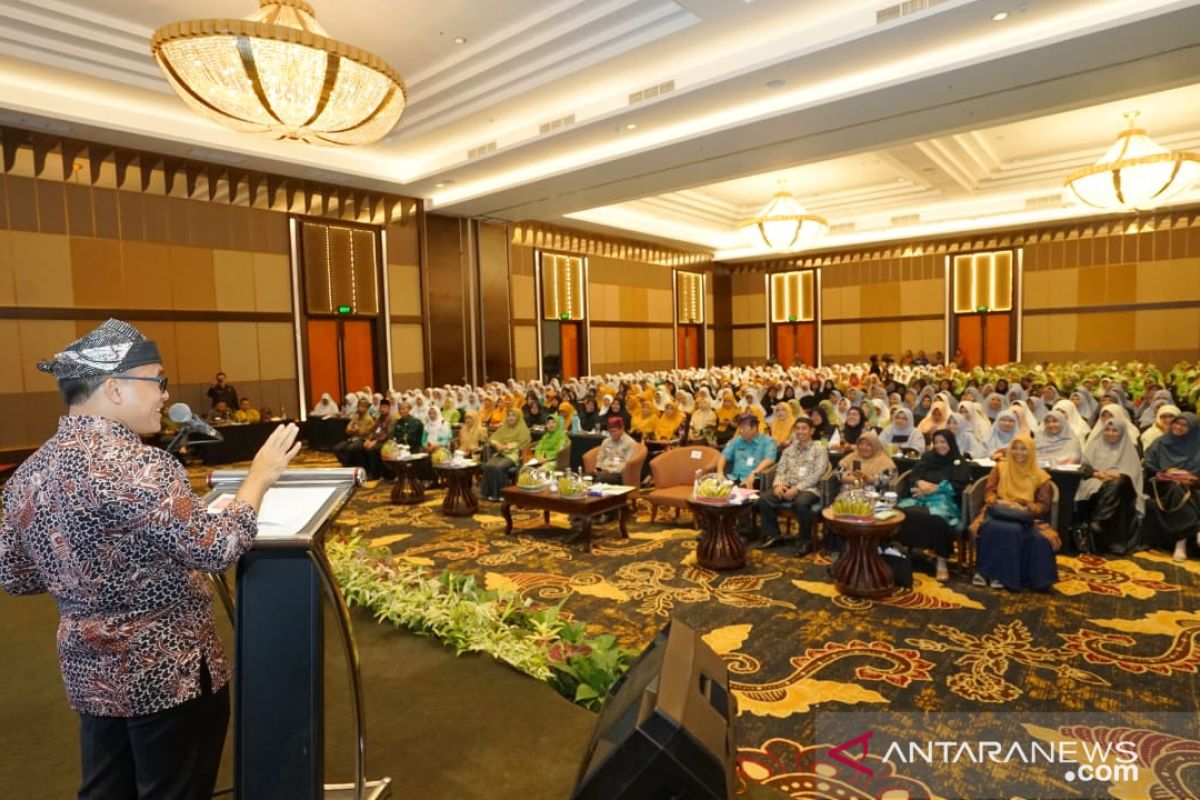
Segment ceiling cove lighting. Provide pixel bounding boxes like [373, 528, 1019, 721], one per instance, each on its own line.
[1064, 112, 1200, 211]
[151, 0, 406, 146]
[738, 182, 829, 250]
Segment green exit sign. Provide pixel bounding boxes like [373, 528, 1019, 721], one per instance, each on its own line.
[787, 315, 798, 322]
[337, 305, 353, 315]
[976, 305, 989, 313]
[560, 312, 570, 320]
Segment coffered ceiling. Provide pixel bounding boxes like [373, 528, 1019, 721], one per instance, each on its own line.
[1, 0, 1199, 257]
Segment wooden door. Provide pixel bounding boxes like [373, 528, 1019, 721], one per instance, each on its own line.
[773, 323, 816, 368]
[956, 313, 1011, 367]
[677, 325, 701, 368]
[342, 320, 376, 394]
[306, 319, 340, 409]
[560, 322, 580, 379]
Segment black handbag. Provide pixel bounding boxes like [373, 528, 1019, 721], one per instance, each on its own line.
[986, 504, 1035, 525]
[1148, 479, 1200, 536]
[1071, 522, 1097, 554]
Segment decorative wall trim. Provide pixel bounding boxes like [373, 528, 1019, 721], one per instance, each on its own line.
[589, 320, 675, 329]
[0, 307, 294, 323]
[1023, 300, 1200, 316]
[511, 220, 712, 267]
[719, 205, 1200, 274]
[0, 125, 418, 225]
[821, 314, 945, 326]
[388, 314, 425, 325]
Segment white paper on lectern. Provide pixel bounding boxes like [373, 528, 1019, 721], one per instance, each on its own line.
[255, 486, 341, 537]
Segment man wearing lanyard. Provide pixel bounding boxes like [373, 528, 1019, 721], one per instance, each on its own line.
[0, 319, 300, 799]
[718, 414, 777, 490]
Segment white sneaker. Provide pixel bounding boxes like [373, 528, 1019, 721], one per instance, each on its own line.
[972, 573, 987, 587]
[989, 579, 1004, 590]
[935, 558, 950, 582]
[1175, 541, 1188, 563]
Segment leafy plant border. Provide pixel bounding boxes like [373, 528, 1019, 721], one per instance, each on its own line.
[326, 534, 635, 709]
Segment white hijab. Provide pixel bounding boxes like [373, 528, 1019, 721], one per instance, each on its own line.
[311, 392, 339, 418]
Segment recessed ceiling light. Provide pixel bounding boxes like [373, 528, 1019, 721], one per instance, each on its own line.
[452, 36, 467, 44]
[766, 79, 786, 89]
[625, 123, 637, 130]
[991, 11, 1009, 21]
[435, 179, 456, 188]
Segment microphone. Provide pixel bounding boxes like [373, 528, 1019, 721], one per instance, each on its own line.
[169, 403, 223, 439]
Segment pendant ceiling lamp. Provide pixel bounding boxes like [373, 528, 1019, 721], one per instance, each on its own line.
[151, 0, 406, 146]
[1064, 112, 1200, 211]
[739, 181, 828, 250]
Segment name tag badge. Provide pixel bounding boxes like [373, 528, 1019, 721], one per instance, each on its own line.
[691, 450, 702, 460]
[746, 456, 755, 466]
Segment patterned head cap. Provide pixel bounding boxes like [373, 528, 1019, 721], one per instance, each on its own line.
[37, 318, 162, 380]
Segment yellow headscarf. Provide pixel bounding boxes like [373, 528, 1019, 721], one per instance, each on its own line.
[770, 403, 794, 447]
[996, 434, 1050, 505]
[632, 401, 659, 436]
[654, 403, 685, 440]
[558, 401, 575, 430]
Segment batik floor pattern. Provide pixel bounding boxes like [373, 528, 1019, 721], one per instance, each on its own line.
[234, 456, 1200, 799]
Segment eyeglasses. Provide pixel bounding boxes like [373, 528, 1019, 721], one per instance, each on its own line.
[116, 375, 169, 392]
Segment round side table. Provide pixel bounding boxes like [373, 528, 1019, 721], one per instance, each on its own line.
[821, 507, 905, 598]
[434, 462, 480, 516]
[686, 498, 750, 571]
[383, 454, 428, 505]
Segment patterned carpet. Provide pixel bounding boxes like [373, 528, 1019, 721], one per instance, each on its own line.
[252, 456, 1200, 798]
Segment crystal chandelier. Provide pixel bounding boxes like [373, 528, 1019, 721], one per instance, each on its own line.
[1064, 112, 1200, 211]
[151, 0, 406, 146]
[739, 182, 829, 250]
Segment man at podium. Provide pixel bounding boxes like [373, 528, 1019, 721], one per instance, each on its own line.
[0, 319, 300, 800]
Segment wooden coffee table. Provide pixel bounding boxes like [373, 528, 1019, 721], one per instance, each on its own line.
[434, 461, 480, 516]
[499, 485, 632, 553]
[821, 507, 905, 598]
[383, 453, 428, 505]
[686, 498, 750, 571]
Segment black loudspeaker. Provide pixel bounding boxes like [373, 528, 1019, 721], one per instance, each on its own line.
[571, 619, 737, 800]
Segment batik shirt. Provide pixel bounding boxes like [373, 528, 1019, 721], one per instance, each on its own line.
[772, 440, 830, 492]
[0, 415, 257, 717]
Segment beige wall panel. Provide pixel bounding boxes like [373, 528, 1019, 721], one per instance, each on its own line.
[10, 231, 72, 307]
[589, 326, 608, 364]
[731, 271, 761, 295]
[900, 278, 943, 315]
[513, 325, 538, 369]
[1106, 263, 1136, 303]
[821, 325, 841, 357]
[390, 323, 425, 374]
[603, 284, 620, 322]
[841, 284, 861, 319]
[589, 281, 608, 320]
[121, 241, 172, 308]
[174, 321, 221, 385]
[1135, 259, 1200, 303]
[70, 237, 125, 309]
[511, 274, 536, 320]
[256, 322, 296, 380]
[652, 329, 672, 362]
[387, 263, 423, 316]
[391, 372, 425, 391]
[168, 246, 216, 310]
[1135, 308, 1200, 350]
[861, 282, 901, 317]
[633, 288, 650, 322]
[841, 323, 861, 357]
[0, 231, 13, 306]
[0, 320, 23, 394]
[17, 320, 76, 392]
[1077, 311, 1134, 352]
[1023, 313, 1077, 353]
[1022, 314, 1048, 352]
[822, 286, 842, 320]
[212, 250, 257, 312]
[648, 288, 673, 322]
[217, 322, 261, 382]
[706, 328, 714, 366]
[253, 253, 292, 312]
[1076, 264, 1106, 307]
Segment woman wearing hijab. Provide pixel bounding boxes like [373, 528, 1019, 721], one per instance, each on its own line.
[630, 399, 660, 440]
[311, 392, 339, 418]
[918, 399, 950, 436]
[653, 400, 686, 441]
[1137, 389, 1176, 429]
[946, 412, 983, 459]
[1077, 418, 1143, 555]
[524, 397, 548, 428]
[422, 406, 453, 458]
[830, 407, 868, 450]
[576, 396, 600, 432]
[1142, 413, 1200, 562]
[1008, 402, 1039, 436]
[455, 411, 488, 459]
[1035, 410, 1082, 466]
[880, 407, 926, 454]
[1142, 404, 1179, 451]
[982, 410, 1020, 458]
[896, 428, 974, 581]
[984, 393, 1005, 422]
[531, 414, 569, 466]
[556, 401, 577, 433]
[1052, 398, 1091, 442]
[870, 397, 892, 429]
[1071, 390, 1099, 426]
[971, 434, 1059, 591]
[341, 392, 360, 417]
[688, 394, 717, 441]
[479, 410, 532, 501]
[1086, 404, 1139, 446]
[769, 402, 795, 449]
[958, 400, 993, 440]
[808, 405, 835, 442]
[839, 431, 896, 486]
[603, 397, 631, 432]
[715, 392, 741, 442]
